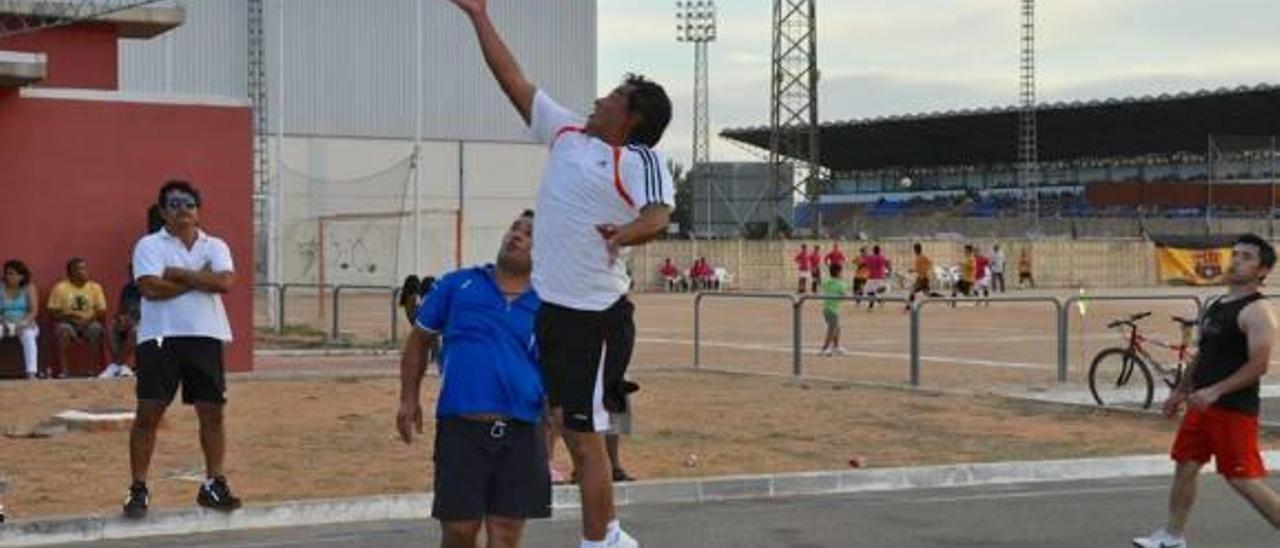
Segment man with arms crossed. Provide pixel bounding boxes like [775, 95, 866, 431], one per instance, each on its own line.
[123, 180, 239, 518]
[452, 1, 674, 546]
[1134, 234, 1280, 547]
[398, 211, 549, 548]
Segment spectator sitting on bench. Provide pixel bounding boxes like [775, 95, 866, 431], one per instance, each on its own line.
[1, 259, 40, 379]
[659, 258, 680, 292]
[48, 257, 108, 377]
[101, 265, 140, 378]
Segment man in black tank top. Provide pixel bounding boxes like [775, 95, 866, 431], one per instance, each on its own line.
[1134, 234, 1280, 548]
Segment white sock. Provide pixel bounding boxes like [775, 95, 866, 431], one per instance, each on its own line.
[607, 519, 621, 537]
[579, 540, 607, 548]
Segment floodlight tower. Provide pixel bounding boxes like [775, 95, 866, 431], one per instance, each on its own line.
[769, 0, 820, 237]
[1018, 0, 1039, 222]
[676, 1, 717, 166]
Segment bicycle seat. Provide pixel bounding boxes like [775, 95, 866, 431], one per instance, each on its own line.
[1172, 316, 1197, 328]
[1107, 311, 1152, 329]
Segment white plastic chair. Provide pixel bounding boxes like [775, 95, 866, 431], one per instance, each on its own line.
[713, 267, 733, 291]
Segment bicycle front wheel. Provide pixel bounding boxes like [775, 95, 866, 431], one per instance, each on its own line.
[1088, 347, 1154, 409]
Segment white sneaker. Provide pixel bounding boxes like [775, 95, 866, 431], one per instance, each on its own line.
[116, 365, 134, 378]
[607, 527, 638, 548]
[834, 347, 848, 356]
[1132, 528, 1186, 548]
[98, 364, 120, 379]
[819, 348, 832, 357]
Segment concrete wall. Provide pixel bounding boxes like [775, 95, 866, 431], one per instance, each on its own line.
[0, 90, 254, 371]
[833, 216, 1278, 240]
[630, 238, 1171, 292]
[277, 136, 543, 285]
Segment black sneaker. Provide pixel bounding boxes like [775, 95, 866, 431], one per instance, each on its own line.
[122, 482, 149, 519]
[196, 477, 242, 511]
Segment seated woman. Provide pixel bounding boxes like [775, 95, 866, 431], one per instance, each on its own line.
[1, 259, 40, 379]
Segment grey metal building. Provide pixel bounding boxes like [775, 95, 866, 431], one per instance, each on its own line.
[117, 0, 598, 284]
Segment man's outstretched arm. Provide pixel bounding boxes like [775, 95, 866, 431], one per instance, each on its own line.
[452, 0, 535, 124]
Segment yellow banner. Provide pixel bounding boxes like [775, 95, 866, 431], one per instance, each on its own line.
[1157, 246, 1228, 285]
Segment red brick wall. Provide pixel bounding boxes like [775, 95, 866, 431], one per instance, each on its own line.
[0, 93, 254, 371]
[0, 23, 119, 89]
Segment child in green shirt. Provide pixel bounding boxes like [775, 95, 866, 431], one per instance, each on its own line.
[820, 262, 848, 356]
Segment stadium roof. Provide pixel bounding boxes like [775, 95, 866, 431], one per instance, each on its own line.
[720, 84, 1280, 173]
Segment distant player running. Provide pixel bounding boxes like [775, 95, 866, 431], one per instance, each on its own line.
[1134, 234, 1280, 547]
[851, 247, 869, 307]
[861, 245, 890, 311]
[453, 1, 673, 546]
[906, 243, 933, 311]
[951, 244, 976, 307]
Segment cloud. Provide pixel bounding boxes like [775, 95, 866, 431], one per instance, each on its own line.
[599, 0, 1280, 167]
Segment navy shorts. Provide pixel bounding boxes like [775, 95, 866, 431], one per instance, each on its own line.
[432, 417, 552, 521]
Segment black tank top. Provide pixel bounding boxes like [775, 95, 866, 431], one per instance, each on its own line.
[1192, 292, 1266, 415]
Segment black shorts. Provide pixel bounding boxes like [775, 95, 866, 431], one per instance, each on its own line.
[912, 278, 930, 293]
[955, 280, 974, 296]
[136, 337, 226, 405]
[432, 417, 551, 522]
[536, 298, 635, 433]
[852, 278, 867, 294]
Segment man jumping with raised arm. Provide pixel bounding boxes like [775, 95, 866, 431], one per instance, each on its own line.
[451, 2, 675, 547]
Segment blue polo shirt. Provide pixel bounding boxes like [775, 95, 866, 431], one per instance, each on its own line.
[414, 265, 543, 424]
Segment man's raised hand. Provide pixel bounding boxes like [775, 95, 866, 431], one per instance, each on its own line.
[449, 0, 486, 17]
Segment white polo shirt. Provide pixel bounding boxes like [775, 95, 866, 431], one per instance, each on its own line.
[529, 90, 676, 311]
[132, 229, 234, 343]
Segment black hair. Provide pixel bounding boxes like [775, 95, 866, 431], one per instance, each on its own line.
[66, 257, 85, 277]
[521, 209, 534, 218]
[829, 262, 843, 278]
[913, 242, 922, 254]
[1235, 233, 1277, 272]
[873, 245, 881, 254]
[3, 259, 31, 287]
[420, 275, 436, 295]
[400, 275, 421, 304]
[622, 73, 672, 147]
[157, 179, 201, 209]
[147, 204, 165, 233]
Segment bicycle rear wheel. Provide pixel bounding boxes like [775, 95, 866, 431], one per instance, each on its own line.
[1088, 347, 1154, 409]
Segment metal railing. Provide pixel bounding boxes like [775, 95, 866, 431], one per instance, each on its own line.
[911, 296, 1065, 385]
[330, 285, 398, 340]
[796, 294, 910, 378]
[692, 292, 798, 369]
[1059, 293, 1204, 380]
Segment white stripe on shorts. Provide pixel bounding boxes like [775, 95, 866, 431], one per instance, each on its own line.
[591, 340, 610, 433]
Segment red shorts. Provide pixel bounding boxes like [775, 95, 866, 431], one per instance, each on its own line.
[1171, 406, 1267, 479]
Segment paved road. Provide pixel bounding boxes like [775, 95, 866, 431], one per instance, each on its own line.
[46, 475, 1280, 548]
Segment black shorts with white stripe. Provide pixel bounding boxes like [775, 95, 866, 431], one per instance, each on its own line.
[535, 297, 635, 433]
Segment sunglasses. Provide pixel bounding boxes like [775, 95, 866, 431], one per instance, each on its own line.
[166, 197, 198, 211]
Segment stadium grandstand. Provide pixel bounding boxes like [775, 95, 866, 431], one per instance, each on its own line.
[723, 84, 1280, 237]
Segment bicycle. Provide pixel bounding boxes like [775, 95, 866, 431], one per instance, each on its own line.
[1087, 311, 1197, 409]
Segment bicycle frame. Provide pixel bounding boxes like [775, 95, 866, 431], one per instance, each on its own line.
[1116, 323, 1190, 387]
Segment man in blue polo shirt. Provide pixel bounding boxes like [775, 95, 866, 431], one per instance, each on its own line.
[397, 209, 547, 548]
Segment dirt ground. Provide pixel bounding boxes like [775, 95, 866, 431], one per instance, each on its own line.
[258, 288, 1260, 392]
[3, 369, 1270, 519]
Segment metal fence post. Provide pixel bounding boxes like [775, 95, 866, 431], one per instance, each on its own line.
[391, 288, 402, 345]
[909, 302, 922, 386]
[331, 286, 343, 340]
[793, 297, 803, 378]
[276, 284, 288, 334]
[693, 292, 703, 369]
[1053, 299, 1067, 382]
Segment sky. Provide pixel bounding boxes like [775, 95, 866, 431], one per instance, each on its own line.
[596, 0, 1280, 169]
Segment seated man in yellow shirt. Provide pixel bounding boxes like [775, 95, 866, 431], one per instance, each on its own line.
[48, 257, 108, 377]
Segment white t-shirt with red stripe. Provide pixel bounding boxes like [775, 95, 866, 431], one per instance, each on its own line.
[529, 90, 675, 312]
